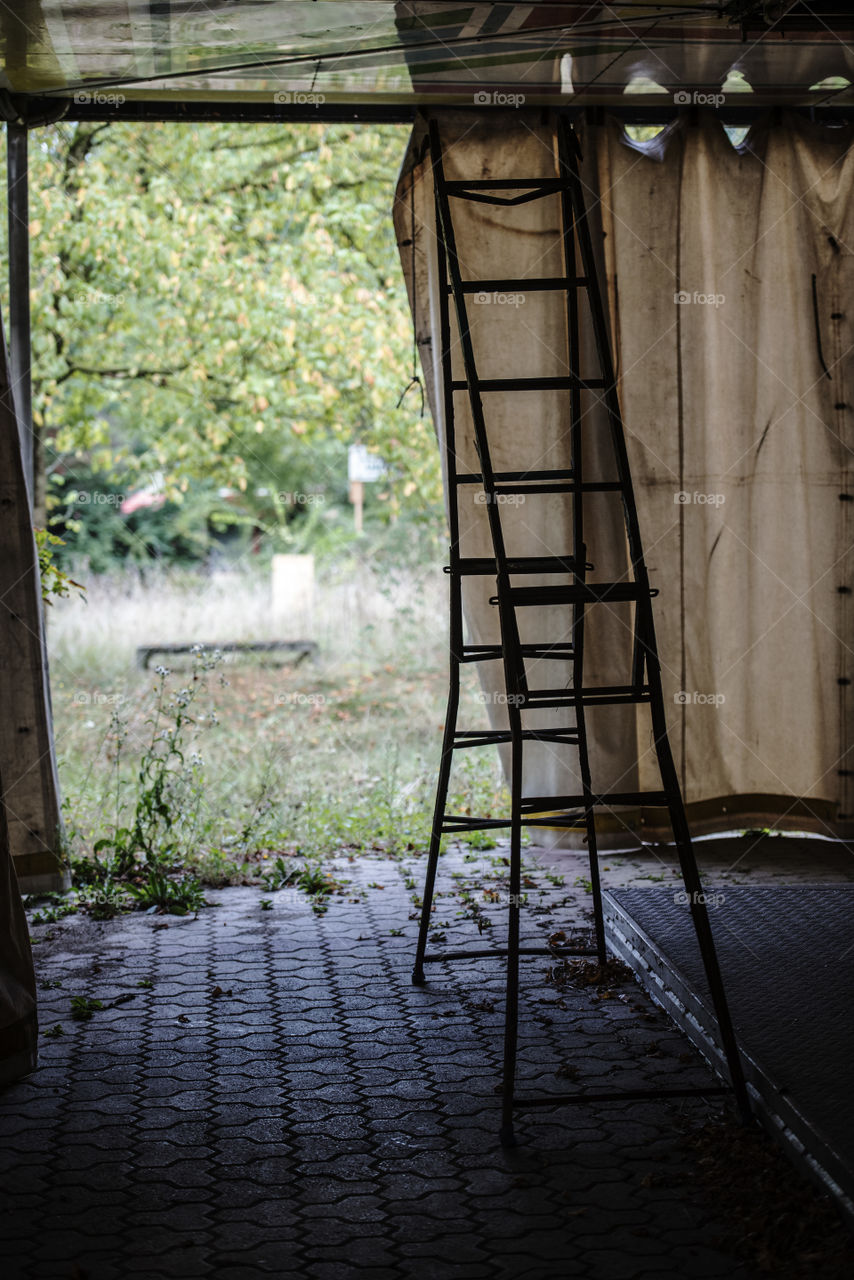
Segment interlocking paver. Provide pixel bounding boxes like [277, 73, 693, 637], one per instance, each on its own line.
[0, 853, 769, 1280]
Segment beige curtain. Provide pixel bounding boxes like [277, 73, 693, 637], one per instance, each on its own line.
[394, 109, 854, 844]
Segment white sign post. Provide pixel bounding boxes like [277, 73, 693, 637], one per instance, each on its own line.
[347, 445, 386, 532]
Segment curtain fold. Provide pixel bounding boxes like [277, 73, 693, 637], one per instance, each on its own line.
[394, 109, 854, 845]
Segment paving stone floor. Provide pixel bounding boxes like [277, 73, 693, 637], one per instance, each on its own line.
[0, 847, 788, 1280]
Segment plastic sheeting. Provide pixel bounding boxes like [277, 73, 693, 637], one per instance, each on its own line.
[3, 2, 853, 105]
[395, 109, 854, 844]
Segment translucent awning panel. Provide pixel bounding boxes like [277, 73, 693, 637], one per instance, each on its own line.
[1, 2, 852, 109]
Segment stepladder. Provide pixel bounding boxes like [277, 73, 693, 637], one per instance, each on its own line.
[411, 113, 752, 1144]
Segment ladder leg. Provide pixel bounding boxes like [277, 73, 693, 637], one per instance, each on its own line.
[412, 690, 458, 986]
[562, 117, 750, 1121]
[413, 568, 462, 985]
[500, 711, 524, 1146]
[645, 632, 752, 1123]
[576, 709, 607, 963]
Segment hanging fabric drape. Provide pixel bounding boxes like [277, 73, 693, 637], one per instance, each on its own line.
[394, 109, 854, 844]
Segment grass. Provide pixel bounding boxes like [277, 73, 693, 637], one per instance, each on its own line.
[40, 555, 511, 916]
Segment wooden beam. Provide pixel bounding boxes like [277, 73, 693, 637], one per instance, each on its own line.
[0, 304, 67, 892]
[6, 121, 33, 504]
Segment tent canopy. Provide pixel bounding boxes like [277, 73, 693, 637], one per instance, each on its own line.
[0, 2, 852, 116]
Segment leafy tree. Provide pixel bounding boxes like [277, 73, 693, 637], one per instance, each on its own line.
[1, 120, 443, 563]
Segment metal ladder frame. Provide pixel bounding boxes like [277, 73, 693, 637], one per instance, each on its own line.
[412, 115, 751, 1144]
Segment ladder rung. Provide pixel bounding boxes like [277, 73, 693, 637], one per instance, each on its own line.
[452, 728, 580, 749]
[523, 729, 580, 744]
[422, 946, 598, 963]
[496, 482, 576, 495]
[523, 685, 650, 707]
[458, 645, 578, 665]
[459, 644, 502, 663]
[457, 556, 583, 576]
[502, 583, 652, 607]
[450, 277, 588, 294]
[456, 469, 575, 485]
[457, 644, 577, 665]
[455, 473, 623, 496]
[442, 813, 590, 832]
[452, 377, 606, 393]
[444, 178, 564, 192]
[521, 643, 575, 659]
[520, 790, 669, 814]
[442, 816, 511, 833]
[442, 178, 565, 208]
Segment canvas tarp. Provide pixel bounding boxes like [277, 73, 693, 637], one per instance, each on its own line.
[394, 109, 854, 844]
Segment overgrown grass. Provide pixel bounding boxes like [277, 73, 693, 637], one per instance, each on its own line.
[41, 558, 511, 917]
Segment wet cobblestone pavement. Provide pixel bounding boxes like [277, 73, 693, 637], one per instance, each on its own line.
[1, 849, 759, 1280]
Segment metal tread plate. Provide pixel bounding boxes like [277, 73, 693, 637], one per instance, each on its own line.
[604, 884, 854, 1221]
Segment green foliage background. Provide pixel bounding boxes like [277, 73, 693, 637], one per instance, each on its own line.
[1, 120, 443, 566]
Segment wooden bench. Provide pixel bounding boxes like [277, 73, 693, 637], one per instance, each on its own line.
[136, 640, 318, 670]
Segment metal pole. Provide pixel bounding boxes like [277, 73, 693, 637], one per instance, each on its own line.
[7, 120, 33, 508]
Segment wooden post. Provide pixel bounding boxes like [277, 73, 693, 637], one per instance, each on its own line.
[349, 479, 364, 532]
[0, 770, 38, 1083]
[6, 122, 33, 506]
[0, 301, 67, 891]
